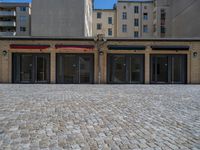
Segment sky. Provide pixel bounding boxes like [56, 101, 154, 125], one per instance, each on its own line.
[0, 0, 118, 9]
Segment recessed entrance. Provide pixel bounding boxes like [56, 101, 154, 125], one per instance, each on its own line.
[151, 55, 187, 84]
[12, 53, 50, 83]
[56, 54, 94, 84]
[107, 54, 144, 84]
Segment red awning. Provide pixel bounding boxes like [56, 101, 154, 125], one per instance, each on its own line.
[55, 45, 94, 51]
[10, 44, 50, 49]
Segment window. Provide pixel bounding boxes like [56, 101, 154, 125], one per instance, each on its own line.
[134, 19, 139, 27]
[97, 23, 102, 30]
[143, 13, 148, 20]
[161, 26, 166, 33]
[20, 16, 27, 22]
[97, 12, 102, 19]
[108, 28, 112, 36]
[122, 12, 127, 20]
[161, 9, 166, 20]
[134, 31, 139, 38]
[143, 25, 148, 33]
[122, 24, 127, 32]
[20, 27, 26, 32]
[20, 7, 26, 11]
[108, 17, 112, 24]
[134, 6, 139, 14]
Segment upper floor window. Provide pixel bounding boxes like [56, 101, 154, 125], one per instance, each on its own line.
[97, 12, 102, 19]
[20, 27, 26, 32]
[108, 17, 113, 24]
[97, 23, 102, 30]
[143, 13, 148, 20]
[108, 28, 112, 36]
[143, 25, 148, 33]
[122, 12, 127, 20]
[122, 24, 127, 32]
[20, 16, 27, 22]
[134, 31, 139, 38]
[161, 9, 166, 20]
[20, 7, 26, 12]
[134, 19, 139, 27]
[134, 6, 139, 14]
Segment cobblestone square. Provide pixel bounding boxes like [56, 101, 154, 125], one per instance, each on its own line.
[0, 85, 199, 150]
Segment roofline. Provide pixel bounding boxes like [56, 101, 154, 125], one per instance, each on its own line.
[0, 36, 200, 42]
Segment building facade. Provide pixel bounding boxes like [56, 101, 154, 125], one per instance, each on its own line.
[0, 37, 200, 84]
[93, 9, 116, 37]
[116, 0, 154, 38]
[31, 0, 93, 37]
[0, 3, 31, 36]
[93, 0, 200, 38]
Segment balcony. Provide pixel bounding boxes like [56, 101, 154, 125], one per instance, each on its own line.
[0, 31, 16, 36]
[0, 11, 16, 16]
[0, 21, 16, 27]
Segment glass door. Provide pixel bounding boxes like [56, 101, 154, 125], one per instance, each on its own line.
[130, 56, 144, 83]
[110, 55, 127, 83]
[20, 55, 33, 83]
[56, 54, 94, 84]
[151, 56, 168, 83]
[63, 55, 78, 84]
[12, 53, 50, 83]
[171, 55, 187, 83]
[35, 55, 49, 83]
[151, 55, 187, 84]
[79, 56, 93, 83]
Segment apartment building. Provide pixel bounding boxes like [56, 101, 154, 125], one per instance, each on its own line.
[152, 0, 171, 38]
[116, 0, 154, 38]
[31, 0, 93, 37]
[93, 9, 116, 37]
[0, 3, 30, 36]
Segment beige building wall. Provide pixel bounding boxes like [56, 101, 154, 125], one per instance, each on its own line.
[0, 37, 200, 84]
[116, 0, 154, 38]
[31, 0, 93, 37]
[93, 9, 116, 37]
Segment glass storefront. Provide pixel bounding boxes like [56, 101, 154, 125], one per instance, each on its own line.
[56, 54, 94, 84]
[107, 54, 144, 84]
[151, 55, 187, 84]
[12, 53, 50, 83]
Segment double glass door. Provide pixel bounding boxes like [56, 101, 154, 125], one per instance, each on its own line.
[108, 54, 144, 84]
[151, 55, 187, 84]
[57, 54, 94, 84]
[12, 53, 50, 83]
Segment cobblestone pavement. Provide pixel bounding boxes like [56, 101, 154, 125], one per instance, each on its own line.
[0, 85, 199, 150]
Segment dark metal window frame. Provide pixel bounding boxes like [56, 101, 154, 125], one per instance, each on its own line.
[12, 53, 50, 84]
[150, 54, 187, 84]
[107, 54, 145, 84]
[56, 53, 94, 84]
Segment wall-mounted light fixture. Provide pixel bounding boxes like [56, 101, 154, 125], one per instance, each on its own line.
[2, 50, 8, 56]
[193, 52, 198, 58]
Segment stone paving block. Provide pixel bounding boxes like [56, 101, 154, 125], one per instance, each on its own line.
[0, 85, 199, 149]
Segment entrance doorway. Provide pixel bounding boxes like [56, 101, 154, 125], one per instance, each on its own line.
[12, 53, 50, 83]
[151, 55, 187, 84]
[108, 54, 144, 84]
[56, 54, 94, 84]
